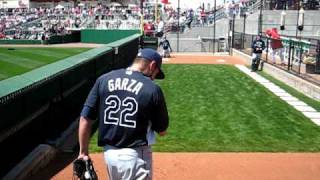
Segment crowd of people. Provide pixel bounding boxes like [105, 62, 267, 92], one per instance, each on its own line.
[267, 0, 319, 10]
[0, 4, 144, 40]
[0, 6, 87, 40]
[0, 0, 319, 41]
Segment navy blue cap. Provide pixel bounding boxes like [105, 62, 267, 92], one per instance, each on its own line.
[137, 48, 165, 79]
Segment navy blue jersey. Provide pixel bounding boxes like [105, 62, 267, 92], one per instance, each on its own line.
[251, 39, 265, 54]
[160, 40, 171, 50]
[81, 68, 169, 148]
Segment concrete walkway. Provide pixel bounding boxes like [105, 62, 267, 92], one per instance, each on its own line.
[236, 65, 320, 126]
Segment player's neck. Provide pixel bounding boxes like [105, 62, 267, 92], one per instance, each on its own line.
[128, 64, 143, 73]
[128, 64, 151, 78]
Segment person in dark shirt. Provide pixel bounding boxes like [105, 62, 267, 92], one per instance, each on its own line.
[159, 36, 172, 58]
[78, 48, 169, 180]
[251, 35, 266, 71]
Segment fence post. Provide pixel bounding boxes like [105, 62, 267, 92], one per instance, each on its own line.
[287, 40, 292, 71]
[241, 33, 244, 49]
[298, 41, 303, 74]
[231, 13, 235, 55]
[228, 19, 232, 55]
[251, 35, 254, 49]
[315, 40, 320, 73]
[266, 37, 269, 63]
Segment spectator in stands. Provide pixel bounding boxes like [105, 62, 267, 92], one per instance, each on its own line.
[185, 9, 193, 29]
[0, 32, 5, 39]
[156, 18, 164, 38]
[230, 1, 236, 17]
[144, 21, 155, 37]
[225, 1, 231, 17]
[200, 9, 207, 26]
[41, 32, 45, 44]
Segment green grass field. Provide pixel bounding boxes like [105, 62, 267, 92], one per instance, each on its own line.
[0, 47, 90, 81]
[89, 64, 320, 152]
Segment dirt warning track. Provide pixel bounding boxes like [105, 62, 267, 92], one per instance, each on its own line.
[163, 53, 246, 65]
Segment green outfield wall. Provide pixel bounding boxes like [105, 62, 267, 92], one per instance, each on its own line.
[0, 34, 141, 178]
[81, 29, 140, 44]
[142, 36, 158, 50]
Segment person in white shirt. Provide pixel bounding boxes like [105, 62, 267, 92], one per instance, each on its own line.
[156, 18, 164, 38]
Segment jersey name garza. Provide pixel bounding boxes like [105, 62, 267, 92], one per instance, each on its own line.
[108, 78, 143, 95]
[81, 68, 168, 148]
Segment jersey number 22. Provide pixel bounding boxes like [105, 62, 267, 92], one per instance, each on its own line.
[104, 95, 138, 128]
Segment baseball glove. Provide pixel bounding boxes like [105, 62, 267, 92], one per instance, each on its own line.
[73, 158, 98, 180]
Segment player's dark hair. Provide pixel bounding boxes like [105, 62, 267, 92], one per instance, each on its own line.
[133, 57, 151, 68]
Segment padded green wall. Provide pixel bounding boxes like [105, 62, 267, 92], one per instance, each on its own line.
[81, 29, 140, 44]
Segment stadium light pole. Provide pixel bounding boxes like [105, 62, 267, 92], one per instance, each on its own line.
[155, 0, 158, 22]
[231, 10, 236, 53]
[258, 0, 263, 35]
[213, 0, 216, 54]
[140, 0, 144, 35]
[177, 0, 180, 52]
[297, 2, 304, 74]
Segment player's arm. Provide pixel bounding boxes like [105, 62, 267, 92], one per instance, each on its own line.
[262, 41, 266, 50]
[159, 41, 163, 47]
[168, 41, 173, 52]
[78, 116, 93, 157]
[251, 41, 255, 49]
[78, 78, 100, 158]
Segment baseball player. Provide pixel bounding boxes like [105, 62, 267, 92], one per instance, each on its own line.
[159, 36, 172, 58]
[251, 35, 265, 71]
[78, 48, 169, 180]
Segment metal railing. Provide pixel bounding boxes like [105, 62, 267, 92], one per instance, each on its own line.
[233, 31, 320, 85]
[247, 0, 262, 14]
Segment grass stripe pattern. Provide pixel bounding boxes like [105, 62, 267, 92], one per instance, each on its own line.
[0, 47, 90, 80]
[90, 64, 320, 152]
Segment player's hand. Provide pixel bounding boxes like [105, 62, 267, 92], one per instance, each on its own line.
[159, 131, 167, 136]
[77, 154, 89, 160]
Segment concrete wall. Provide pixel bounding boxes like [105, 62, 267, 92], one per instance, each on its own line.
[166, 9, 320, 52]
[233, 49, 320, 101]
[167, 19, 230, 52]
[235, 10, 320, 37]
